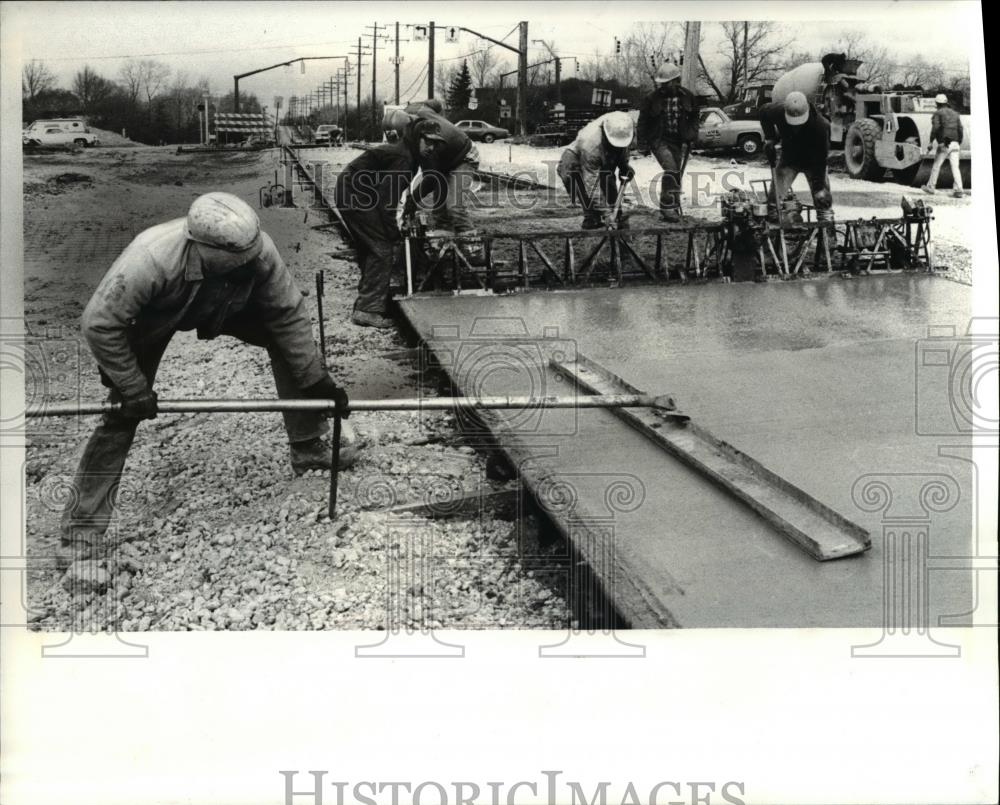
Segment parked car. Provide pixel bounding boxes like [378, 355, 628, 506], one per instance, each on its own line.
[694, 108, 763, 156]
[455, 120, 510, 143]
[314, 124, 343, 145]
[22, 118, 99, 147]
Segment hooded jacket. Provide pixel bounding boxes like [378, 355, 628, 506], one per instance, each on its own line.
[81, 218, 325, 398]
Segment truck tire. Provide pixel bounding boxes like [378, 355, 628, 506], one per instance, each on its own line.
[844, 118, 884, 181]
[737, 133, 762, 157]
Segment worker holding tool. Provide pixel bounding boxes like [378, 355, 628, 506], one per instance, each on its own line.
[398, 101, 484, 262]
[335, 118, 443, 328]
[557, 110, 636, 230]
[759, 91, 833, 222]
[922, 93, 965, 198]
[58, 192, 354, 568]
[637, 62, 699, 223]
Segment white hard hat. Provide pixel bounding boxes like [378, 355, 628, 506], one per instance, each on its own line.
[186, 192, 263, 270]
[934, 93, 949, 104]
[654, 62, 682, 84]
[601, 111, 634, 148]
[784, 91, 810, 125]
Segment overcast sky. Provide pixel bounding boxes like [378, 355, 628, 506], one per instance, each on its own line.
[3, 1, 976, 107]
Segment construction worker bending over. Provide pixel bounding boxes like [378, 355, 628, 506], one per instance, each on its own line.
[557, 111, 635, 230]
[59, 192, 353, 568]
[922, 93, 965, 198]
[760, 91, 833, 222]
[637, 62, 699, 222]
[335, 119, 443, 328]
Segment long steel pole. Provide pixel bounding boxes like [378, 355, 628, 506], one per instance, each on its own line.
[29, 394, 681, 417]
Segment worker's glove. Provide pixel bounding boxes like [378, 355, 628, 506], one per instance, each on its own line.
[120, 389, 158, 420]
[303, 373, 350, 418]
[764, 141, 778, 167]
[602, 212, 617, 230]
[621, 166, 635, 181]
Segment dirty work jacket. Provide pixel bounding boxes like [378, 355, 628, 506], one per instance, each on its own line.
[759, 101, 830, 176]
[930, 106, 963, 146]
[81, 218, 325, 398]
[407, 107, 473, 173]
[335, 140, 418, 232]
[637, 83, 699, 149]
[563, 115, 631, 216]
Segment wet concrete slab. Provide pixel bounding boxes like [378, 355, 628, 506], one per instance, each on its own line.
[399, 275, 976, 627]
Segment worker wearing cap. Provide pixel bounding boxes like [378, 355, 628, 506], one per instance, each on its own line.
[404, 103, 481, 242]
[637, 62, 699, 222]
[336, 119, 441, 328]
[557, 111, 636, 229]
[759, 91, 833, 222]
[58, 192, 354, 568]
[923, 94, 965, 198]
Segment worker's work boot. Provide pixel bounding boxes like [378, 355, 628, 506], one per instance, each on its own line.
[290, 423, 359, 476]
[660, 209, 683, 224]
[55, 537, 101, 571]
[351, 309, 394, 329]
[921, 184, 936, 195]
[951, 189, 966, 199]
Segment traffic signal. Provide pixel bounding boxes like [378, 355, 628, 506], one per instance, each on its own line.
[614, 37, 621, 55]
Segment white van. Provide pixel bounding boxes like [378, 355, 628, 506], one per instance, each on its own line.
[23, 118, 100, 147]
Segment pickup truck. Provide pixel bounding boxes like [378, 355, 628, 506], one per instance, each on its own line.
[695, 108, 764, 156]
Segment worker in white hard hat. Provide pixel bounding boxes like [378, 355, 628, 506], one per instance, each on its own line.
[557, 110, 636, 229]
[759, 90, 834, 222]
[922, 93, 965, 198]
[637, 61, 699, 222]
[57, 192, 355, 568]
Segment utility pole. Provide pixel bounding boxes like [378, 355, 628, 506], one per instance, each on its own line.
[428, 21, 435, 99]
[394, 21, 401, 104]
[742, 21, 749, 96]
[533, 38, 562, 104]
[682, 21, 700, 91]
[365, 22, 387, 137]
[517, 20, 528, 137]
[356, 37, 363, 139]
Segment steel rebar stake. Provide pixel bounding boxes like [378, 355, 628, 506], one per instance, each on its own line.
[315, 270, 326, 360]
[329, 413, 342, 518]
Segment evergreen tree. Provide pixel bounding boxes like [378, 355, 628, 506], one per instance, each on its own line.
[447, 60, 473, 111]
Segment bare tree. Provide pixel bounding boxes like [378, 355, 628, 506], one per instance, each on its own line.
[22, 59, 55, 100]
[138, 59, 171, 115]
[468, 46, 503, 88]
[895, 56, 946, 89]
[699, 21, 791, 104]
[578, 48, 610, 83]
[624, 22, 684, 89]
[822, 30, 893, 86]
[72, 66, 115, 112]
[119, 60, 144, 105]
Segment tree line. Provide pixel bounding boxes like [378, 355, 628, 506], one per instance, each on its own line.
[22, 59, 262, 145]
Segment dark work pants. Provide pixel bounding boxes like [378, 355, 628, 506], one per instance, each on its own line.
[557, 150, 619, 228]
[652, 141, 685, 214]
[770, 160, 834, 222]
[340, 207, 398, 316]
[61, 328, 326, 544]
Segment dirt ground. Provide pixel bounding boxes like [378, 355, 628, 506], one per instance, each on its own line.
[21, 141, 973, 632]
[22, 145, 570, 632]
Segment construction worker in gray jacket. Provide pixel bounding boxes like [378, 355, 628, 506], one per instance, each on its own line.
[58, 192, 353, 568]
[557, 111, 636, 229]
[923, 93, 965, 197]
[637, 62, 699, 222]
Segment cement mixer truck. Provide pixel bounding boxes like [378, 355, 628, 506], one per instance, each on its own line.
[770, 56, 970, 187]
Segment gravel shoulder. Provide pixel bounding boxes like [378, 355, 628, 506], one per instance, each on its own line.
[22, 146, 572, 631]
